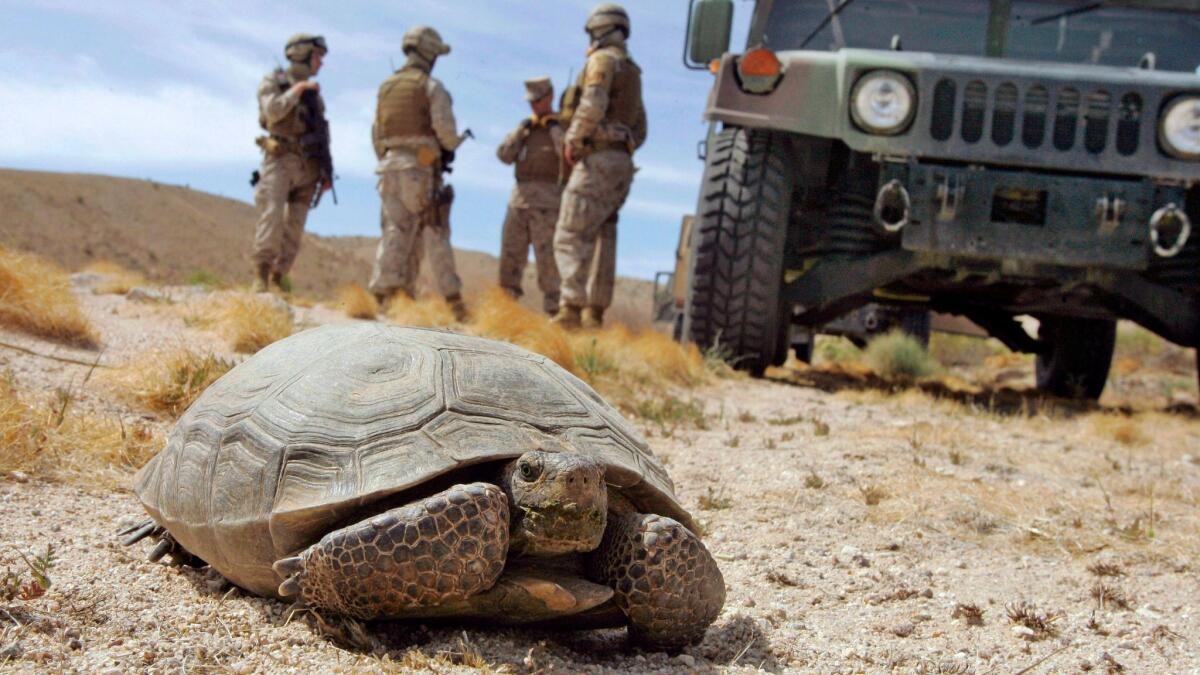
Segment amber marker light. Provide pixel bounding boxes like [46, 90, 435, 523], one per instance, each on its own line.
[735, 47, 783, 94]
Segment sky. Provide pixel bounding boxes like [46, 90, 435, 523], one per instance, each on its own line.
[0, 1, 756, 280]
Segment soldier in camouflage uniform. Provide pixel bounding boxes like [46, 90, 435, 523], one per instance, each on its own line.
[251, 34, 331, 292]
[496, 77, 564, 316]
[552, 4, 646, 330]
[368, 26, 468, 322]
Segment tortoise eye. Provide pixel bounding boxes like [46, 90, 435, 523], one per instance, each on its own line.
[518, 460, 541, 481]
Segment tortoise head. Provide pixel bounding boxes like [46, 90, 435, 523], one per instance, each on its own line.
[500, 451, 607, 556]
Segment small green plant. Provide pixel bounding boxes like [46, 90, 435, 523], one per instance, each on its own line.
[725, 434, 741, 448]
[812, 417, 831, 436]
[184, 269, 222, 288]
[1, 544, 55, 602]
[630, 395, 705, 431]
[804, 470, 826, 489]
[575, 337, 616, 380]
[767, 414, 805, 426]
[737, 410, 757, 423]
[864, 330, 938, 381]
[815, 335, 862, 364]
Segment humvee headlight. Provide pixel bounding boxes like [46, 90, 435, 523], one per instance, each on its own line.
[851, 71, 916, 135]
[1160, 96, 1200, 160]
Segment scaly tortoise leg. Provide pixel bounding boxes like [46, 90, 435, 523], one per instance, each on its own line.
[588, 512, 726, 651]
[273, 482, 509, 619]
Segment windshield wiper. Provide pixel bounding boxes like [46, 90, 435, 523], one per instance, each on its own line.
[1028, 1, 1105, 26]
[798, 0, 857, 49]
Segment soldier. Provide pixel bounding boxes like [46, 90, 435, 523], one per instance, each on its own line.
[251, 34, 332, 292]
[552, 4, 646, 330]
[368, 25, 468, 322]
[496, 77, 564, 316]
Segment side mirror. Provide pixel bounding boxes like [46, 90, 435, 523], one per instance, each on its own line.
[686, 0, 733, 69]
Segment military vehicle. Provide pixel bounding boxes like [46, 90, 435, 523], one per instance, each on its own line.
[679, 0, 1200, 399]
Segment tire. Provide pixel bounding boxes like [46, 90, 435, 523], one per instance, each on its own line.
[1035, 316, 1116, 400]
[683, 127, 794, 376]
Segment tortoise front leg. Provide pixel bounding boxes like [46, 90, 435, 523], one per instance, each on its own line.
[273, 482, 509, 619]
[588, 513, 725, 651]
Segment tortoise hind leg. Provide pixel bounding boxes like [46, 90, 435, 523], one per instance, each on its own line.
[588, 513, 726, 651]
[274, 482, 509, 619]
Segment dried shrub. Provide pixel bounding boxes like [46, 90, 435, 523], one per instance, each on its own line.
[0, 374, 161, 487]
[106, 349, 234, 417]
[1087, 561, 1124, 578]
[84, 260, 146, 295]
[203, 292, 293, 353]
[859, 483, 888, 506]
[0, 246, 98, 347]
[1091, 582, 1134, 611]
[698, 487, 733, 511]
[864, 330, 938, 381]
[1006, 601, 1061, 640]
[951, 603, 985, 626]
[469, 288, 575, 374]
[336, 283, 378, 320]
[384, 293, 456, 329]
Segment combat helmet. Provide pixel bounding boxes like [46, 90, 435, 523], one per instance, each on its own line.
[585, 3, 630, 39]
[285, 33, 328, 63]
[402, 26, 451, 60]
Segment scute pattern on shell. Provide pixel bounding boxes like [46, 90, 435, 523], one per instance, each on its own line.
[132, 323, 690, 597]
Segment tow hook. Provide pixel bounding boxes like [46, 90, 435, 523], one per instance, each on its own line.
[1149, 203, 1191, 258]
[874, 179, 911, 233]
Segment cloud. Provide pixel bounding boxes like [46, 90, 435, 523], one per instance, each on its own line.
[0, 79, 256, 165]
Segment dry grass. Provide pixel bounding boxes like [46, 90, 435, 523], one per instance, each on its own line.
[335, 284, 379, 320]
[104, 349, 234, 417]
[384, 293, 457, 329]
[469, 288, 575, 374]
[0, 246, 98, 347]
[83, 260, 146, 295]
[199, 292, 293, 353]
[0, 373, 161, 487]
[1006, 601, 1061, 640]
[1089, 414, 1148, 446]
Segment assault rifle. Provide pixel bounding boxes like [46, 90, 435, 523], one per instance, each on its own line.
[298, 88, 337, 208]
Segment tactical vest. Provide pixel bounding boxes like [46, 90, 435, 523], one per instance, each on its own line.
[259, 69, 308, 139]
[515, 120, 560, 183]
[560, 50, 642, 133]
[376, 67, 434, 140]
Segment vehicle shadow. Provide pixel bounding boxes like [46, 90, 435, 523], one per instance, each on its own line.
[768, 365, 1200, 419]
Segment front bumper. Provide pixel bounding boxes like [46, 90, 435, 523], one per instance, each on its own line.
[882, 162, 1187, 271]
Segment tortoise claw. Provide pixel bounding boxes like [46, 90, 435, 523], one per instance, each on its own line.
[147, 538, 173, 562]
[278, 576, 301, 598]
[273, 555, 303, 579]
[120, 520, 162, 546]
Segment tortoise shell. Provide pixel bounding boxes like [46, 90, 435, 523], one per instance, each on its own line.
[132, 323, 692, 596]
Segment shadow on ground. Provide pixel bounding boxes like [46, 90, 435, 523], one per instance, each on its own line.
[769, 365, 1200, 419]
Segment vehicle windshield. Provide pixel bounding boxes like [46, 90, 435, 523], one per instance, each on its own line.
[757, 0, 1200, 72]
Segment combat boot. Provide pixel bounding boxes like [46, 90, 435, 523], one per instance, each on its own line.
[251, 262, 271, 293]
[581, 306, 605, 330]
[447, 294, 470, 323]
[552, 304, 583, 331]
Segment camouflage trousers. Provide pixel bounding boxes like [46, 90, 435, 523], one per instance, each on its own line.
[369, 167, 462, 299]
[553, 150, 632, 310]
[499, 203, 561, 314]
[252, 153, 320, 275]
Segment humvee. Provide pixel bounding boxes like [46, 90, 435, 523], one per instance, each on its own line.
[679, 0, 1200, 399]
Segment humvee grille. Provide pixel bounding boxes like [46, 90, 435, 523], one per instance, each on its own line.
[928, 77, 1142, 158]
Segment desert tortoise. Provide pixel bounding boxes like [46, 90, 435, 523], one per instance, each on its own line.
[124, 323, 724, 649]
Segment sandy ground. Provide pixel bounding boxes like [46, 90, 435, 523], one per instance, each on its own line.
[2, 282, 1199, 673]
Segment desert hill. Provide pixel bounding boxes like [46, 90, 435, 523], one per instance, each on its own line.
[0, 169, 652, 326]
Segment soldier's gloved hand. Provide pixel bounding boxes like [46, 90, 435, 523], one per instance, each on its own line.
[441, 148, 456, 168]
[520, 118, 534, 133]
[290, 80, 320, 96]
